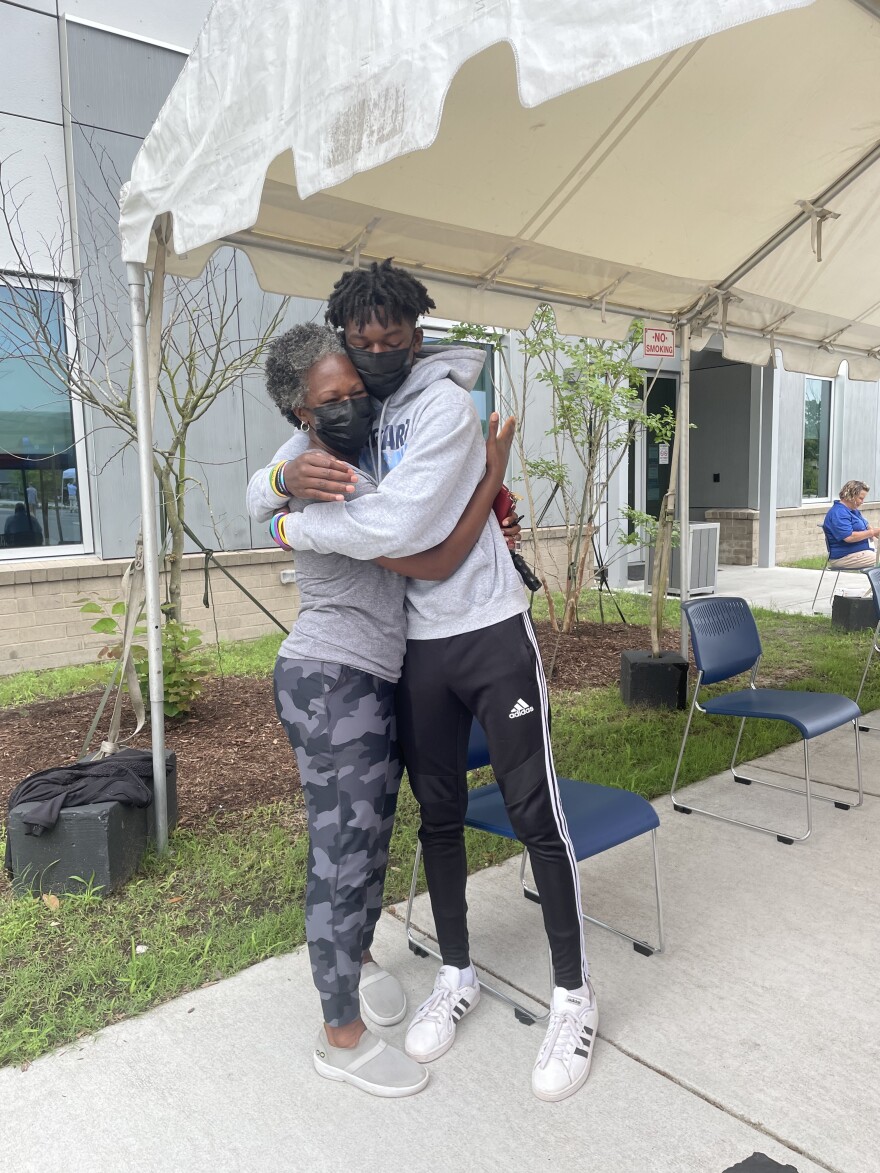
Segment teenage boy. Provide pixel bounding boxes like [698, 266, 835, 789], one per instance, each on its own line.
[247, 260, 596, 1102]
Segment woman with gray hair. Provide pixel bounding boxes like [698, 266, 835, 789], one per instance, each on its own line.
[256, 322, 514, 1098]
[823, 480, 880, 570]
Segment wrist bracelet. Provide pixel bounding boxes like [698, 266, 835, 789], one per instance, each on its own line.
[270, 461, 288, 497]
[269, 512, 292, 550]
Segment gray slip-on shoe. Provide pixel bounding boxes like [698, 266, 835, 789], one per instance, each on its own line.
[359, 962, 407, 1026]
[313, 1027, 429, 1098]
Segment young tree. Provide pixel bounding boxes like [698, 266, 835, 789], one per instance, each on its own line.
[451, 308, 675, 633]
[0, 150, 288, 622]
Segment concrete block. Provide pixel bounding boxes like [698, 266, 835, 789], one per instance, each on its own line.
[7, 752, 178, 897]
[620, 649, 688, 709]
[9, 802, 148, 896]
[831, 594, 876, 632]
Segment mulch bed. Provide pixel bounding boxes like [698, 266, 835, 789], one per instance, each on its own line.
[0, 620, 679, 831]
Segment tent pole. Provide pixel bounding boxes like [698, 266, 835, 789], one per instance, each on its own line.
[127, 260, 168, 853]
[678, 322, 691, 659]
[147, 219, 168, 418]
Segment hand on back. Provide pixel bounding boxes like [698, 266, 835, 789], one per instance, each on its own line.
[283, 452, 358, 502]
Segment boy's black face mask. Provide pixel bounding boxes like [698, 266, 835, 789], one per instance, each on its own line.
[311, 396, 374, 460]
[345, 344, 414, 401]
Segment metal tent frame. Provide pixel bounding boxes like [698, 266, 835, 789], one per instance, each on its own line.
[120, 2, 880, 851]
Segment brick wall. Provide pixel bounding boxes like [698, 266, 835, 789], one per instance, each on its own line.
[0, 548, 298, 677]
[703, 509, 759, 566]
[774, 504, 830, 563]
[703, 502, 880, 566]
[775, 503, 880, 563]
[1, 528, 581, 677]
[519, 526, 570, 593]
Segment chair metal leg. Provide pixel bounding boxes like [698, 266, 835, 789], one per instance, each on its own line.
[670, 678, 702, 813]
[729, 716, 748, 777]
[519, 832, 665, 956]
[811, 560, 829, 612]
[855, 621, 880, 718]
[673, 738, 814, 844]
[404, 842, 550, 1026]
[852, 718, 864, 810]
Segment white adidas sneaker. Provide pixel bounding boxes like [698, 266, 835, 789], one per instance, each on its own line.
[532, 982, 599, 1102]
[404, 965, 480, 1063]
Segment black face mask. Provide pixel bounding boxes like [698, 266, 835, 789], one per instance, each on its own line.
[310, 397, 374, 460]
[345, 343, 414, 401]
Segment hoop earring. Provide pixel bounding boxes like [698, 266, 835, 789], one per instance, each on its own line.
[298, 419, 310, 432]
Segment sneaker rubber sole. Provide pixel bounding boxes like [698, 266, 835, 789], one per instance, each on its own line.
[313, 1052, 428, 1099]
[405, 985, 481, 1063]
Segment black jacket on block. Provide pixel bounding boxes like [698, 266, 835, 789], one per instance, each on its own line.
[4, 748, 154, 875]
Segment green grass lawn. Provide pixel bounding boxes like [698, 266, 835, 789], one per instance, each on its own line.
[2, 591, 878, 1067]
[781, 555, 827, 571]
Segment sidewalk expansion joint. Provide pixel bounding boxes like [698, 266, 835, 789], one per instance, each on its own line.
[605, 1037, 845, 1173]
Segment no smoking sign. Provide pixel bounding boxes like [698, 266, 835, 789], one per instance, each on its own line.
[644, 327, 676, 358]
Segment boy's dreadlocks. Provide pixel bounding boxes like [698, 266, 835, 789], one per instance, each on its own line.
[325, 258, 436, 332]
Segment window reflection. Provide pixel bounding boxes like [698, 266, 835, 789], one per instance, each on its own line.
[0, 286, 83, 552]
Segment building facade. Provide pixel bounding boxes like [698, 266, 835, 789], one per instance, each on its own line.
[1, 0, 878, 674]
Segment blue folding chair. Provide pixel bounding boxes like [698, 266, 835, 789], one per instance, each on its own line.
[855, 567, 880, 723]
[811, 525, 868, 613]
[404, 720, 665, 1025]
[671, 596, 863, 844]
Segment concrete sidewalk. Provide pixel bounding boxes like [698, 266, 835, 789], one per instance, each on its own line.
[627, 561, 867, 617]
[632, 561, 875, 619]
[3, 720, 878, 1173]
[713, 564, 849, 617]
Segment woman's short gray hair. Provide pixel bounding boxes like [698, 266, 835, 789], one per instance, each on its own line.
[265, 323, 344, 422]
[840, 479, 870, 505]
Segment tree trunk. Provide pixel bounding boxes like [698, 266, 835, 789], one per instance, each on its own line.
[561, 522, 594, 634]
[649, 396, 685, 655]
[159, 462, 185, 625]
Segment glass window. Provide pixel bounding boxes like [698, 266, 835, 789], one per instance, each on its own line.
[802, 377, 832, 499]
[0, 286, 84, 553]
[424, 332, 495, 435]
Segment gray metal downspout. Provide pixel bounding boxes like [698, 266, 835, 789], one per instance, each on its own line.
[678, 323, 691, 658]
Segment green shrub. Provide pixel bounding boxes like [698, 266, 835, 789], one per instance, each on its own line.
[78, 598, 205, 718]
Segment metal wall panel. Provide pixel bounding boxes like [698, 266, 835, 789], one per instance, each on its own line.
[689, 361, 752, 510]
[0, 115, 71, 275]
[61, 0, 212, 52]
[232, 258, 325, 550]
[65, 21, 185, 137]
[0, 4, 62, 123]
[70, 120, 321, 559]
[836, 375, 879, 496]
[775, 366, 806, 508]
[70, 125, 144, 558]
[3, 0, 55, 14]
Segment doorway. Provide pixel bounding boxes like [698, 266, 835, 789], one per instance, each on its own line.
[627, 375, 678, 565]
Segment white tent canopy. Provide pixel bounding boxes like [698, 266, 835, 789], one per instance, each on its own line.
[121, 0, 880, 375]
[118, 0, 880, 848]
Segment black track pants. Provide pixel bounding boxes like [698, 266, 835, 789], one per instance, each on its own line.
[397, 613, 588, 990]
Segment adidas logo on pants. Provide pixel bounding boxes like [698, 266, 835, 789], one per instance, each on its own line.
[509, 698, 534, 719]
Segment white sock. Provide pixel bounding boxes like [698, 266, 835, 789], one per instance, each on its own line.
[458, 964, 476, 988]
[560, 979, 592, 1001]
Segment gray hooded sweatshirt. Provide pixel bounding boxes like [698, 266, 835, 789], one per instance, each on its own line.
[247, 344, 527, 641]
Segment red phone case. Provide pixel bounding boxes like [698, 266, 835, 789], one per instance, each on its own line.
[492, 485, 516, 524]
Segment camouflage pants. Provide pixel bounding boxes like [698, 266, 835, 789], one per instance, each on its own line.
[274, 658, 401, 1027]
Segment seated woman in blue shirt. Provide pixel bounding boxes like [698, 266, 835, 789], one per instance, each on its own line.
[823, 480, 880, 569]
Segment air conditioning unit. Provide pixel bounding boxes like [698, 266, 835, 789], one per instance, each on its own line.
[646, 522, 719, 597]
